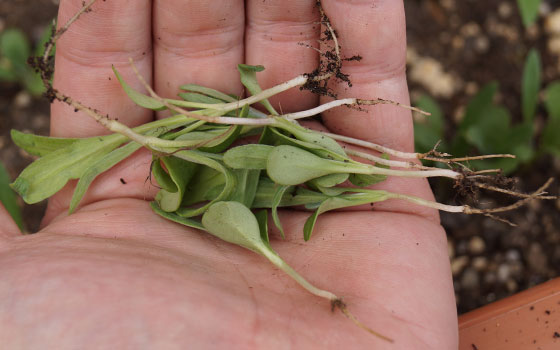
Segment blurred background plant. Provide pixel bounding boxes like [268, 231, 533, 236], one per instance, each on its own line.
[0, 24, 54, 97]
[0, 0, 558, 314]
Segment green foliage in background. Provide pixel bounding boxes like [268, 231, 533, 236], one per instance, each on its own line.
[0, 162, 23, 231]
[0, 23, 54, 96]
[414, 48, 559, 174]
[517, 0, 541, 28]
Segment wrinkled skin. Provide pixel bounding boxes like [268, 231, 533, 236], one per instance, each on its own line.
[0, 1, 457, 349]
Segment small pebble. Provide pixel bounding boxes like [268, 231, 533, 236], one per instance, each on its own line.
[472, 256, 488, 271]
[469, 236, 486, 255]
[14, 91, 32, 109]
[461, 268, 480, 289]
[498, 2, 513, 18]
[497, 264, 511, 282]
[451, 256, 469, 276]
[545, 9, 560, 35]
[505, 249, 521, 262]
[506, 278, 518, 293]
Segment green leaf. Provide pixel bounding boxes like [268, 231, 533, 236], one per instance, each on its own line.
[237, 64, 278, 115]
[174, 151, 235, 218]
[69, 141, 143, 213]
[180, 83, 237, 103]
[182, 166, 225, 205]
[178, 92, 225, 104]
[308, 173, 349, 190]
[112, 66, 166, 111]
[255, 209, 271, 249]
[542, 117, 560, 156]
[150, 201, 205, 231]
[266, 145, 366, 185]
[459, 82, 499, 134]
[0, 29, 30, 66]
[542, 81, 560, 155]
[11, 130, 79, 157]
[303, 190, 389, 241]
[271, 185, 290, 239]
[202, 201, 269, 253]
[465, 105, 511, 154]
[348, 154, 388, 187]
[155, 156, 199, 212]
[413, 95, 446, 153]
[22, 68, 45, 96]
[11, 134, 125, 204]
[544, 81, 560, 119]
[0, 162, 23, 231]
[251, 177, 299, 208]
[521, 49, 541, 122]
[223, 144, 274, 170]
[0, 58, 18, 81]
[273, 118, 347, 157]
[517, 0, 541, 27]
[229, 169, 261, 207]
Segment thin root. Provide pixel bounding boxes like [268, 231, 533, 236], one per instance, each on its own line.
[465, 178, 555, 215]
[331, 298, 394, 343]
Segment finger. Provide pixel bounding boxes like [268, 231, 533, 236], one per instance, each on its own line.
[153, 0, 245, 112]
[320, 0, 412, 152]
[0, 203, 21, 242]
[245, 0, 320, 113]
[51, 0, 153, 138]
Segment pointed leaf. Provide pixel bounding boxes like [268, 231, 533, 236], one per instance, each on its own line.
[271, 185, 290, 239]
[11, 130, 78, 157]
[237, 64, 278, 115]
[180, 83, 237, 102]
[521, 49, 541, 122]
[11, 134, 124, 204]
[255, 209, 271, 249]
[224, 144, 274, 169]
[230, 169, 261, 207]
[303, 190, 389, 241]
[175, 151, 235, 218]
[155, 156, 199, 212]
[150, 201, 205, 231]
[517, 0, 541, 27]
[69, 141, 143, 213]
[112, 66, 166, 111]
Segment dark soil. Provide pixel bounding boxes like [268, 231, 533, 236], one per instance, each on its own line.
[1, 0, 558, 315]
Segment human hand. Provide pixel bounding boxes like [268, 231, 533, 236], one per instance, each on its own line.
[0, 1, 457, 348]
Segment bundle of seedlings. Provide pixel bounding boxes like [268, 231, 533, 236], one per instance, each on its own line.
[10, 0, 556, 342]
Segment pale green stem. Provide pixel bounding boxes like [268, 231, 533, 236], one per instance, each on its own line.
[346, 149, 461, 179]
[355, 163, 461, 179]
[284, 98, 429, 121]
[384, 192, 466, 213]
[261, 249, 338, 301]
[320, 131, 421, 160]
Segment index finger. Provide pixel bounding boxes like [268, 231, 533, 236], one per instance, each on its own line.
[50, 0, 153, 138]
[320, 0, 412, 152]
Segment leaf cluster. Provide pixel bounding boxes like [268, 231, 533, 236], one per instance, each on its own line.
[0, 24, 54, 96]
[414, 48, 560, 174]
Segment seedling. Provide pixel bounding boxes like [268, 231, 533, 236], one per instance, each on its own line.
[9, 0, 556, 343]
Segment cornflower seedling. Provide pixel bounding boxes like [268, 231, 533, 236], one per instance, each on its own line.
[10, 0, 557, 343]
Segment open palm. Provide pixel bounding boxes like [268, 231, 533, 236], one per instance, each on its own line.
[0, 1, 457, 348]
